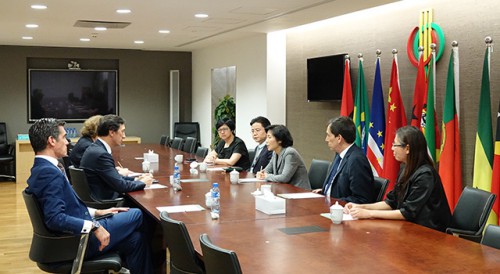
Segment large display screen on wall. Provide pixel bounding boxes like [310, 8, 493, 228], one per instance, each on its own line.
[307, 53, 346, 101]
[28, 69, 118, 122]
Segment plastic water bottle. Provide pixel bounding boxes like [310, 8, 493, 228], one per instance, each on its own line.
[173, 163, 182, 191]
[210, 182, 220, 219]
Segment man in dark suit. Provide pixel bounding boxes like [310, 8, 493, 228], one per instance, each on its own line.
[26, 118, 153, 273]
[80, 115, 153, 200]
[313, 116, 375, 203]
[249, 116, 273, 174]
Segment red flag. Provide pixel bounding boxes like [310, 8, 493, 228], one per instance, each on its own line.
[383, 54, 407, 195]
[491, 101, 500, 224]
[439, 47, 462, 210]
[340, 57, 353, 117]
[411, 55, 427, 128]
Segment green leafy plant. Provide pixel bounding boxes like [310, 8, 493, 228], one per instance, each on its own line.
[212, 95, 236, 147]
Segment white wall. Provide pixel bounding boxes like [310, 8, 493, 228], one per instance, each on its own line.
[192, 34, 270, 149]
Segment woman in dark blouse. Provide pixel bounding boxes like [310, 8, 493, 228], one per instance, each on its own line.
[204, 118, 250, 170]
[69, 115, 102, 167]
[344, 126, 451, 232]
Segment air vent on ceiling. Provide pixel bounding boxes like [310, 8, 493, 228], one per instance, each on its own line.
[74, 20, 131, 29]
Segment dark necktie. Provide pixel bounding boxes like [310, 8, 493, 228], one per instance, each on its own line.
[57, 162, 69, 181]
[323, 155, 341, 196]
[250, 145, 263, 173]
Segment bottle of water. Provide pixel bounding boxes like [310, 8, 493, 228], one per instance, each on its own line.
[173, 163, 182, 191]
[210, 182, 220, 219]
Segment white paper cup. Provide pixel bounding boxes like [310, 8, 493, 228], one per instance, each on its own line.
[174, 154, 183, 163]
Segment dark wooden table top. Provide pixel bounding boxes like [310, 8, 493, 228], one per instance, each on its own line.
[120, 144, 500, 273]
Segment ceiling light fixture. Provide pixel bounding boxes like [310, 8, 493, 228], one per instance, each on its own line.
[158, 30, 170, 34]
[22, 36, 33, 40]
[194, 13, 208, 18]
[31, 4, 47, 10]
[80, 38, 90, 42]
[116, 9, 131, 14]
[94, 27, 107, 31]
[134, 40, 144, 44]
[26, 24, 39, 28]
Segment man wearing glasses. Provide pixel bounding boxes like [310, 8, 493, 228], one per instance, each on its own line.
[249, 116, 273, 174]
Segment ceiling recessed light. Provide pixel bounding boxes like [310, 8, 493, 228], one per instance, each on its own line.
[22, 36, 33, 40]
[134, 40, 144, 44]
[158, 30, 170, 34]
[195, 13, 208, 18]
[94, 27, 107, 31]
[116, 9, 131, 14]
[26, 24, 39, 28]
[31, 4, 47, 10]
[80, 38, 90, 42]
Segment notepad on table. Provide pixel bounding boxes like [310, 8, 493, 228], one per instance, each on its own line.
[180, 178, 209, 183]
[277, 192, 324, 199]
[238, 178, 266, 183]
[145, 184, 168, 189]
[320, 212, 356, 221]
[157, 204, 205, 213]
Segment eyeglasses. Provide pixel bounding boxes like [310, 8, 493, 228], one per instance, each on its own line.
[217, 127, 230, 133]
[392, 143, 406, 148]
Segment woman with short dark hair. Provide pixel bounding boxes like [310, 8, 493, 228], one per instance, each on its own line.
[256, 125, 311, 190]
[344, 126, 452, 232]
[204, 118, 250, 169]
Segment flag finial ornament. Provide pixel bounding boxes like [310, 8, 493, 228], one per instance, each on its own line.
[485, 36, 493, 44]
[392, 49, 398, 55]
[430, 43, 437, 51]
[451, 41, 458, 47]
[344, 54, 350, 60]
[358, 53, 363, 58]
[376, 49, 381, 56]
[418, 46, 424, 52]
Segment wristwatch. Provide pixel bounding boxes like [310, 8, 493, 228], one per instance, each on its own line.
[91, 220, 101, 232]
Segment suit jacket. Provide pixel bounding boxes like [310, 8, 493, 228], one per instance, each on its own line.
[323, 144, 375, 203]
[251, 144, 272, 174]
[69, 136, 93, 168]
[264, 146, 311, 190]
[27, 157, 91, 234]
[385, 164, 451, 232]
[80, 139, 145, 200]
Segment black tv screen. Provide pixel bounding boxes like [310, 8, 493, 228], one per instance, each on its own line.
[28, 69, 118, 122]
[307, 53, 347, 101]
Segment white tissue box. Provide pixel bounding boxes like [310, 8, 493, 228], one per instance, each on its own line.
[143, 153, 159, 163]
[255, 195, 286, 215]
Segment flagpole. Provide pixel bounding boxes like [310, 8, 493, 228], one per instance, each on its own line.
[485, 36, 492, 79]
[452, 41, 459, 120]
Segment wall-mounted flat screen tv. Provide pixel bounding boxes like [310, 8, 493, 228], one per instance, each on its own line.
[307, 53, 347, 101]
[28, 69, 118, 122]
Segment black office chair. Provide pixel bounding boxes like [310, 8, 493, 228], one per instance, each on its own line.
[159, 212, 205, 274]
[446, 186, 496, 243]
[160, 135, 170, 146]
[199, 233, 242, 274]
[174, 122, 201, 147]
[182, 137, 197, 154]
[308, 159, 331, 190]
[68, 166, 123, 209]
[171, 137, 184, 150]
[373, 176, 389, 202]
[196, 147, 209, 158]
[247, 148, 255, 165]
[0, 122, 15, 181]
[22, 190, 122, 273]
[481, 225, 500, 250]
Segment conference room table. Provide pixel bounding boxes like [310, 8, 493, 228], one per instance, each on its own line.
[116, 144, 500, 273]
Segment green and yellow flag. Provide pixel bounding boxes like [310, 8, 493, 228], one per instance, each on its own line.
[353, 57, 370, 152]
[473, 47, 494, 210]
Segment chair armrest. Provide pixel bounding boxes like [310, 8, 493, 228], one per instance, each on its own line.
[446, 227, 481, 237]
[71, 233, 90, 274]
[8, 144, 14, 155]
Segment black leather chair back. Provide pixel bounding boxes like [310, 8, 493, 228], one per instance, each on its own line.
[0, 122, 8, 154]
[308, 159, 331, 190]
[374, 176, 389, 202]
[160, 212, 205, 274]
[171, 137, 184, 150]
[68, 166, 122, 209]
[160, 135, 169, 146]
[446, 186, 496, 242]
[196, 147, 209, 158]
[199, 233, 242, 274]
[182, 137, 197, 154]
[248, 149, 255, 165]
[481, 225, 500, 249]
[22, 190, 122, 273]
[174, 122, 200, 144]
